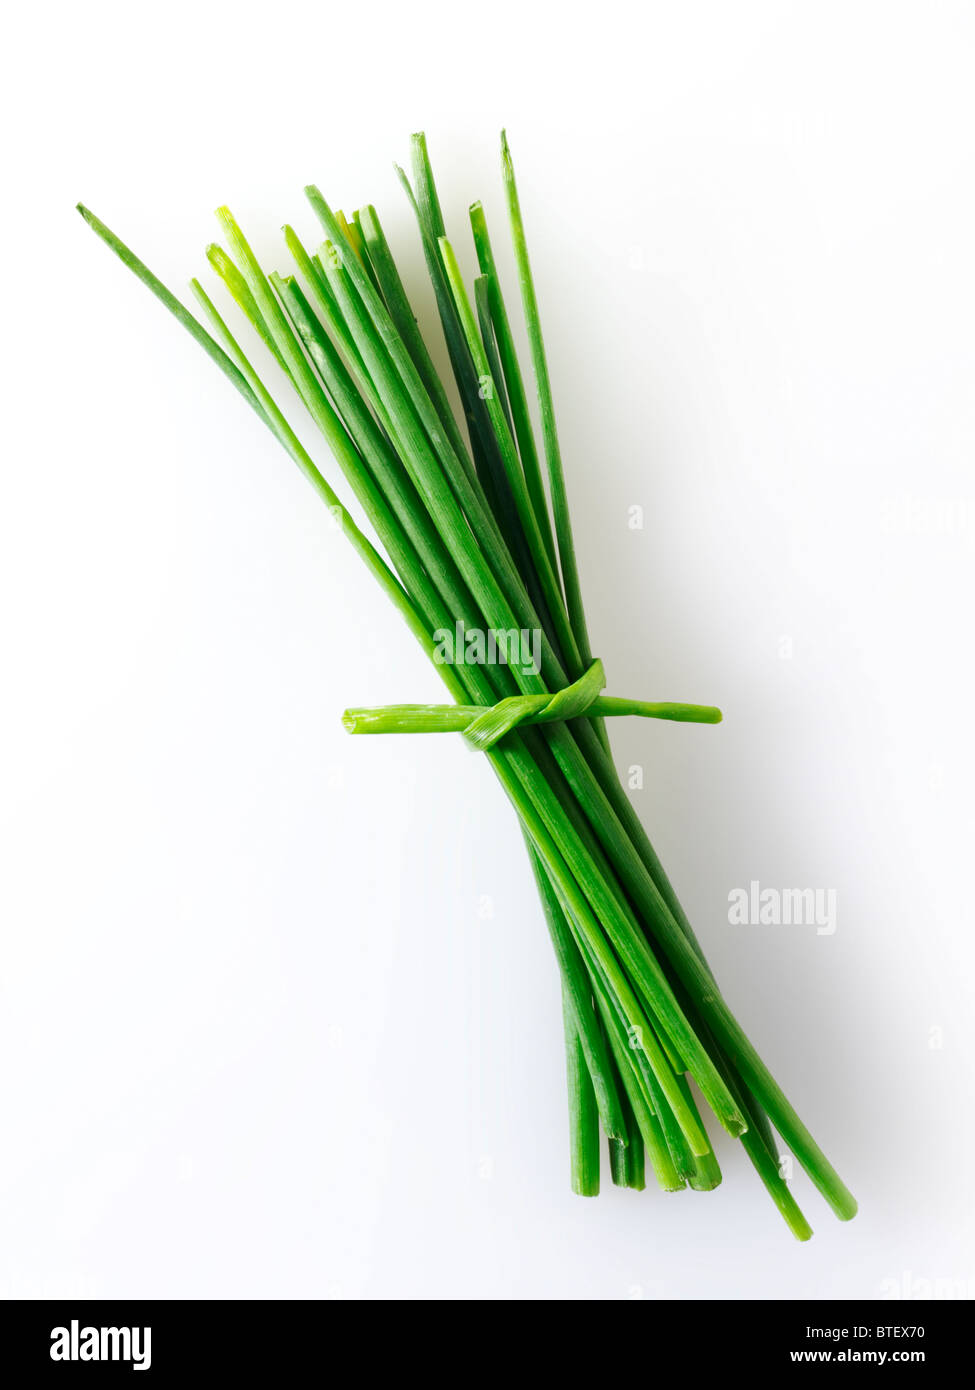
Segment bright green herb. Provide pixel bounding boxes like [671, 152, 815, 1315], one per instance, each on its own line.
[78, 132, 856, 1237]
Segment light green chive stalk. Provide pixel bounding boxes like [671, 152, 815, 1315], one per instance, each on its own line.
[77, 132, 856, 1235]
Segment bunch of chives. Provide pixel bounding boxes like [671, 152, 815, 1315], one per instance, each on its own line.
[78, 132, 856, 1238]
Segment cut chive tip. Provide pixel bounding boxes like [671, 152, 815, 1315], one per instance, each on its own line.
[687, 1174, 722, 1192]
[792, 1207, 816, 1241]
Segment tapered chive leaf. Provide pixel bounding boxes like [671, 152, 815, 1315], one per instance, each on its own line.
[500, 131, 596, 669]
[357, 202, 472, 466]
[281, 226, 368, 380]
[77, 204, 265, 420]
[474, 275, 514, 434]
[205, 242, 288, 374]
[469, 200, 559, 578]
[438, 234, 583, 678]
[397, 153, 548, 592]
[186, 276, 423, 637]
[307, 210, 566, 693]
[350, 210, 385, 298]
[271, 272, 484, 647]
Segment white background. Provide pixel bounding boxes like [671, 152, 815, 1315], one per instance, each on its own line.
[2, 1, 973, 1300]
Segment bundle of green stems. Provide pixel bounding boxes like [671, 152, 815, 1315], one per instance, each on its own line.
[79, 131, 856, 1237]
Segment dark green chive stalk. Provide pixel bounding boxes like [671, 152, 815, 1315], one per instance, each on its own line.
[77, 132, 856, 1238]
